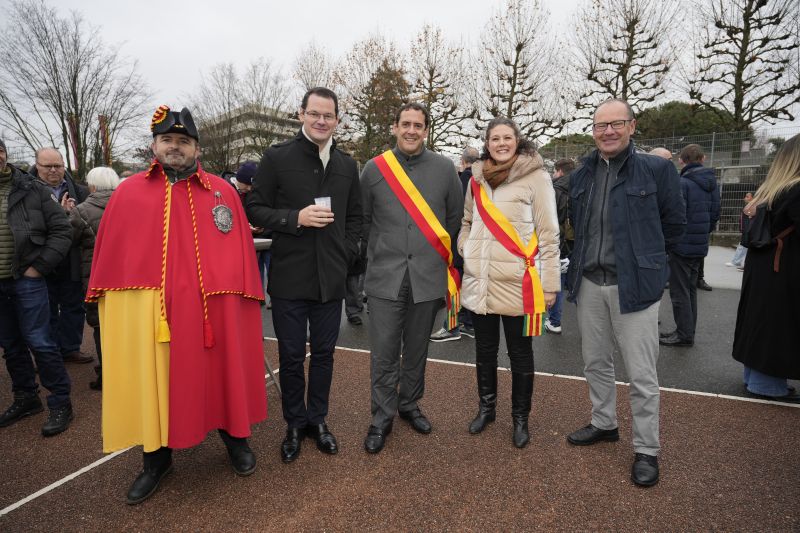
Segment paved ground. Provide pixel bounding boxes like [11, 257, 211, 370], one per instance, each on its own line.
[1, 246, 797, 531]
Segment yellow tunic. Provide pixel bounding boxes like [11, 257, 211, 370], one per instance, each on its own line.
[99, 290, 170, 453]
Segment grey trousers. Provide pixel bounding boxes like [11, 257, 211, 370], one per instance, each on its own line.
[345, 273, 364, 318]
[576, 278, 661, 455]
[367, 272, 440, 429]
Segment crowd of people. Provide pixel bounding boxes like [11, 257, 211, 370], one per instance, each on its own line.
[1, 88, 798, 505]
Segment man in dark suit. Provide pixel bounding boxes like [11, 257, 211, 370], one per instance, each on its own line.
[248, 87, 362, 464]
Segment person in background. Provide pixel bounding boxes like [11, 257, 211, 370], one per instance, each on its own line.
[725, 192, 753, 270]
[732, 134, 800, 403]
[232, 161, 271, 307]
[69, 166, 121, 390]
[660, 144, 720, 348]
[31, 148, 92, 364]
[459, 118, 560, 447]
[0, 138, 74, 436]
[545, 157, 576, 335]
[429, 145, 479, 342]
[649, 147, 673, 161]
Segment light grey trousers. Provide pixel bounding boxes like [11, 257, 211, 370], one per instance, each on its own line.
[576, 277, 661, 455]
[367, 272, 440, 429]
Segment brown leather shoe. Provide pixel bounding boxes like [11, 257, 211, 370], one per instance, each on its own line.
[63, 351, 94, 364]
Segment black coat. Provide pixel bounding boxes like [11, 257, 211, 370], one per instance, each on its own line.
[29, 168, 89, 282]
[732, 183, 800, 378]
[4, 165, 71, 278]
[247, 131, 362, 302]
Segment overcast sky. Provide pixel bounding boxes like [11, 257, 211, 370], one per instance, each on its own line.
[46, 0, 583, 107]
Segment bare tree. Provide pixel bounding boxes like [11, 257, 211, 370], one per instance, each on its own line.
[293, 42, 338, 93]
[473, 0, 569, 141]
[572, 0, 679, 116]
[190, 59, 291, 174]
[689, 0, 800, 130]
[0, 0, 150, 178]
[409, 25, 474, 155]
[335, 34, 409, 161]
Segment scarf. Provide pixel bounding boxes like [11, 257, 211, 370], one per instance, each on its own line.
[482, 155, 519, 189]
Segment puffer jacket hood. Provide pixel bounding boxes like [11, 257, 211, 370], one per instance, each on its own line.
[459, 153, 561, 317]
[674, 163, 721, 257]
[681, 163, 716, 193]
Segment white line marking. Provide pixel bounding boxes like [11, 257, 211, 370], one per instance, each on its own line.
[0, 448, 131, 517]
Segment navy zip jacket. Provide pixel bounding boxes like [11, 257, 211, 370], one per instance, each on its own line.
[673, 163, 720, 257]
[566, 142, 686, 314]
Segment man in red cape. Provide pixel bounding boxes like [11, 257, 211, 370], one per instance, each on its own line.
[87, 106, 267, 505]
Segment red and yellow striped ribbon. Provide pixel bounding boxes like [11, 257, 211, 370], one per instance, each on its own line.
[374, 150, 461, 329]
[470, 178, 545, 336]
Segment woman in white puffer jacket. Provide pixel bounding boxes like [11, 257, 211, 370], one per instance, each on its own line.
[458, 117, 561, 448]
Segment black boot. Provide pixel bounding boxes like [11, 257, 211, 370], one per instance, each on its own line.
[469, 363, 497, 434]
[0, 391, 43, 427]
[90, 328, 102, 390]
[126, 447, 173, 505]
[219, 429, 256, 476]
[511, 372, 534, 448]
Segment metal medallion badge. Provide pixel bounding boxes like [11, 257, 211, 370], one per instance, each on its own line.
[212, 191, 233, 233]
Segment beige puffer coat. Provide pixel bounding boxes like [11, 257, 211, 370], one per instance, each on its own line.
[458, 153, 560, 316]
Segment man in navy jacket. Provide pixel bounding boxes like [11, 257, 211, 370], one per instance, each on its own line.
[660, 144, 720, 347]
[565, 99, 685, 487]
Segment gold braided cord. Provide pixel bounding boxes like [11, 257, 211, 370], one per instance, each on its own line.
[185, 179, 210, 322]
[159, 174, 172, 323]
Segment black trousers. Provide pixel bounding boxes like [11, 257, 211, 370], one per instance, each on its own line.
[271, 297, 342, 428]
[471, 313, 534, 373]
[668, 253, 701, 341]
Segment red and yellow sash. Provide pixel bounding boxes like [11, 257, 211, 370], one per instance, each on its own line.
[374, 150, 461, 329]
[470, 178, 545, 336]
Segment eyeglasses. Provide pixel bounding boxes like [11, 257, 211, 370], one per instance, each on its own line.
[591, 120, 633, 132]
[36, 163, 65, 171]
[303, 111, 337, 122]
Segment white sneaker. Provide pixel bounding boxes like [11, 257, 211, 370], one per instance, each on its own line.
[545, 320, 562, 334]
[725, 262, 735, 267]
[429, 327, 461, 342]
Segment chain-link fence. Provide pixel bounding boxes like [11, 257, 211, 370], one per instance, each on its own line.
[540, 126, 800, 236]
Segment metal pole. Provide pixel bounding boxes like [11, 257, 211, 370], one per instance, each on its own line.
[709, 131, 716, 167]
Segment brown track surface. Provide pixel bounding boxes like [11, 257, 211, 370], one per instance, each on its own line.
[1, 333, 798, 532]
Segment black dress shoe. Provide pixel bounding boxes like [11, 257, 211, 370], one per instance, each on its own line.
[566, 424, 619, 446]
[306, 423, 339, 454]
[697, 279, 712, 291]
[364, 423, 392, 454]
[631, 453, 659, 486]
[63, 351, 94, 364]
[659, 333, 694, 347]
[347, 315, 363, 326]
[281, 427, 305, 464]
[126, 459, 173, 505]
[659, 330, 675, 339]
[398, 408, 432, 434]
[42, 405, 74, 437]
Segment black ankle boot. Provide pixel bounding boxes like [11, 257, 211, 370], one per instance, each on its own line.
[511, 372, 534, 448]
[126, 447, 173, 505]
[469, 363, 497, 434]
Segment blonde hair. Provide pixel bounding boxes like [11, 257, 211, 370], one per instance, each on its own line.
[86, 166, 121, 191]
[751, 134, 800, 209]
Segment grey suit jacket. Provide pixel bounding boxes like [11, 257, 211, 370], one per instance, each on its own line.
[361, 147, 464, 303]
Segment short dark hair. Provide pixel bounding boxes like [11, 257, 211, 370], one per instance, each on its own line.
[301, 87, 339, 117]
[679, 143, 705, 164]
[595, 98, 636, 120]
[554, 158, 576, 174]
[479, 117, 537, 160]
[394, 102, 430, 128]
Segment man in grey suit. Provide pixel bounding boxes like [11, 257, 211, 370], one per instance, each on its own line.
[360, 103, 464, 453]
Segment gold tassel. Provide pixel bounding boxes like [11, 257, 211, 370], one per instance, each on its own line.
[157, 317, 171, 343]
